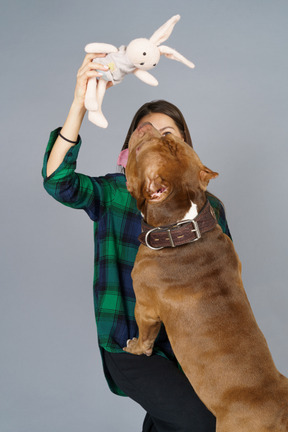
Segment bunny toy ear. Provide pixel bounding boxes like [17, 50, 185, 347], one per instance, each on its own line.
[149, 14, 181, 46]
[159, 45, 195, 69]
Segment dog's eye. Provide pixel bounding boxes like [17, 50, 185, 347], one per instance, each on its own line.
[140, 62, 145, 65]
[143, 52, 146, 56]
[153, 63, 156, 67]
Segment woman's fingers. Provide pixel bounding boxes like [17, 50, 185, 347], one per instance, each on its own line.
[78, 52, 107, 73]
[80, 52, 107, 65]
[78, 61, 109, 78]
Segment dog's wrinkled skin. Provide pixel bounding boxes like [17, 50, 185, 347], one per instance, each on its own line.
[124, 123, 288, 432]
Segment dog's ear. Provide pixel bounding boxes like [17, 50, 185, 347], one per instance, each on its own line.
[199, 166, 218, 190]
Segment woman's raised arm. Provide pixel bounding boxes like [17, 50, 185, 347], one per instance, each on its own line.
[46, 53, 110, 177]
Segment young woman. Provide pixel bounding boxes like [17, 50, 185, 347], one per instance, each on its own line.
[43, 53, 231, 432]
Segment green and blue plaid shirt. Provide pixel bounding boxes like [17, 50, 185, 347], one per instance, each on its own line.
[42, 127, 232, 395]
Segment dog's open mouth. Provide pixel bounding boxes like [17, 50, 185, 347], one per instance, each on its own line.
[149, 186, 169, 202]
[144, 175, 170, 203]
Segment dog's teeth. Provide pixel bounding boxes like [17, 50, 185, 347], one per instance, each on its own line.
[151, 187, 166, 199]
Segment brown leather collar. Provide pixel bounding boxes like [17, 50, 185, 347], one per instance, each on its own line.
[138, 200, 217, 250]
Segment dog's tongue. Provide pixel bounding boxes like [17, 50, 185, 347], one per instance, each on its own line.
[117, 149, 129, 168]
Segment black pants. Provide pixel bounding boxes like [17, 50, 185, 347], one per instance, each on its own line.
[104, 351, 216, 432]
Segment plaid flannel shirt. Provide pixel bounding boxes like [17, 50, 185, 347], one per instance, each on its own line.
[42, 128, 232, 395]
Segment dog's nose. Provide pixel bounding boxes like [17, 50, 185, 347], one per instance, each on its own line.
[136, 122, 159, 139]
[137, 122, 153, 132]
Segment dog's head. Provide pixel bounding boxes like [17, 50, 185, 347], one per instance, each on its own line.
[126, 123, 218, 225]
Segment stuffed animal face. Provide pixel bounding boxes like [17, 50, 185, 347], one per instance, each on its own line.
[126, 38, 161, 71]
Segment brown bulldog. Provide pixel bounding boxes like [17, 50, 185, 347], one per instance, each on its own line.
[123, 123, 288, 432]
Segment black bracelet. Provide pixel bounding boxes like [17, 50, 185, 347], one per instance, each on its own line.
[59, 132, 79, 144]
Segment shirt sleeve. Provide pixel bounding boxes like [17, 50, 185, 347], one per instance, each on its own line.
[206, 192, 232, 241]
[42, 128, 116, 221]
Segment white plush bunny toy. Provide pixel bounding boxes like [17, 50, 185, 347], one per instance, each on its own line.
[84, 14, 195, 128]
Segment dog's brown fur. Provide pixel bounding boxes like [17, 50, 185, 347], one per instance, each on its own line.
[124, 123, 288, 432]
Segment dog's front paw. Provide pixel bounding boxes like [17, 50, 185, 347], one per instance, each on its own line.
[123, 337, 142, 354]
[123, 338, 152, 356]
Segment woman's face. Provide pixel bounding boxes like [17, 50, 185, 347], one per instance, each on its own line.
[137, 113, 183, 140]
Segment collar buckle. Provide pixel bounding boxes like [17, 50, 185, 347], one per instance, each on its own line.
[177, 219, 201, 243]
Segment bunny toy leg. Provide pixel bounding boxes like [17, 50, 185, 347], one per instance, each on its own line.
[88, 78, 109, 128]
[85, 77, 98, 111]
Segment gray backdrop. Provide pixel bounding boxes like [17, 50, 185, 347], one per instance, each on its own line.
[1, 1, 287, 431]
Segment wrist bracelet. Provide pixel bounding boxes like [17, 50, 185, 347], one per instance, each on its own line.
[59, 132, 79, 144]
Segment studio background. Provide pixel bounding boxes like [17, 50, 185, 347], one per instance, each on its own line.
[1, 1, 287, 431]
